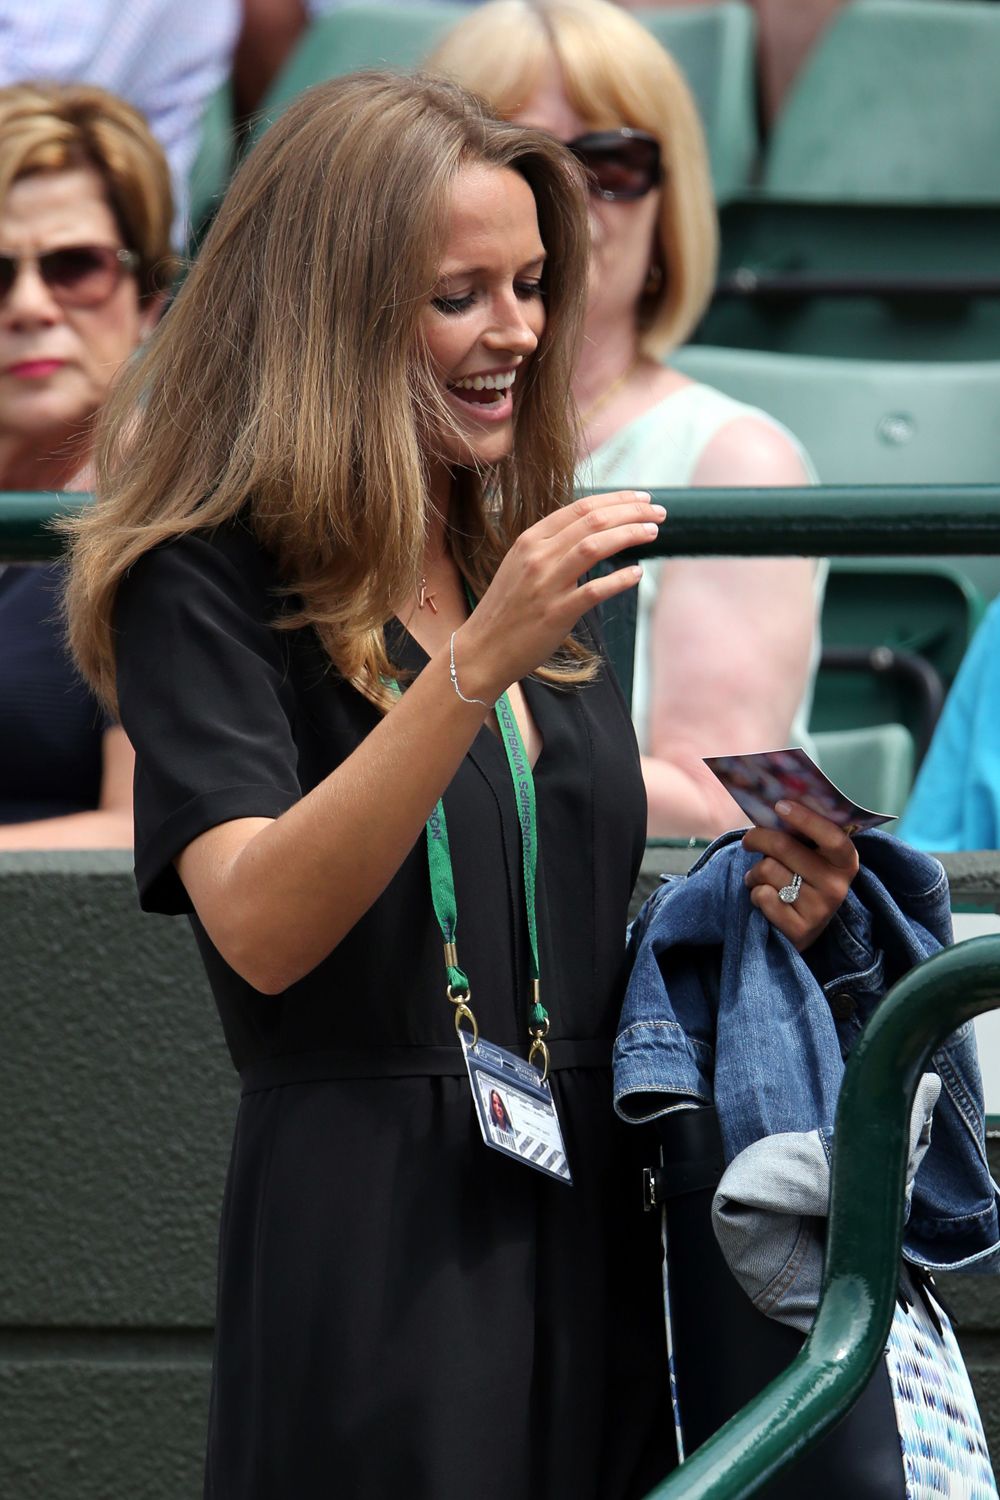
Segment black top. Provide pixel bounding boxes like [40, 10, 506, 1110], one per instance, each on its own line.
[0, 563, 109, 822]
[114, 520, 673, 1500]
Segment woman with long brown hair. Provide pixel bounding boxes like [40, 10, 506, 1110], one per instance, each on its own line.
[428, 0, 824, 840]
[65, 70, 855, 1498]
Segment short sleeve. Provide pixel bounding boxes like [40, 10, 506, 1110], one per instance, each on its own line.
[114, 526, 302, 914]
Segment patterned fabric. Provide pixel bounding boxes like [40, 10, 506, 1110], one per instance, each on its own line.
[886, 1290, 997, 1498]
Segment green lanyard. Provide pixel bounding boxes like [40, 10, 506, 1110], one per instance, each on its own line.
[390, 679, 551, 1078]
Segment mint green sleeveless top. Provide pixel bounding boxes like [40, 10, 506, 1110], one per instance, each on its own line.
[575, 381, 825, 755]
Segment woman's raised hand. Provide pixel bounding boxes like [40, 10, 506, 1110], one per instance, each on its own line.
[454, 491, 665, 701]
[742, 801, 860, 952]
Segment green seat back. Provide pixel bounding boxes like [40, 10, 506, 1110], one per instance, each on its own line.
[635, 3, 757, 203]
[764, 0, 1000, 202]
[186, 81, 235, 252]
[811, 723, 915, 819]
[811, 559, 984, 743]
[670, 347, 1000, 487]
[258, 2, 757, 200]
[670, 346, 993, 755]
[261, 2, 467, 116]
[698, 198, 1000, 362]
[670, 346, 1000, 602]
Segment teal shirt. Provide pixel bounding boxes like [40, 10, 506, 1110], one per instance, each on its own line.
[901, 597, 1000, 851]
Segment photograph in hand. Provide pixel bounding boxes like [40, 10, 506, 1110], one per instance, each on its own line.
[704, 747, 896, 835]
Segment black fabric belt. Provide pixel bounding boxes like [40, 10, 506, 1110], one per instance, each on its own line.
[240, 1038, 613, 1094]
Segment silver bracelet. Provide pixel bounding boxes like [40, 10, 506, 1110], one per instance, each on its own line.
[449, 630, 490, 707]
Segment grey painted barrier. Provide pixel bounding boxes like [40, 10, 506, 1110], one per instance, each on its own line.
[1, 852, 230, 1500]
[2, 850, 997, 1497]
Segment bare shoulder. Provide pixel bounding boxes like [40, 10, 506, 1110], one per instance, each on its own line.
[692, 411, 811, 488]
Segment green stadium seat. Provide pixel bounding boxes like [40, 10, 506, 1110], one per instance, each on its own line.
[812, 559, 984, 758]
[186, 81, 236, 253]
[811, 723, 915, 821]
[256, 2, 758, 201]
[670, 347, 1000, 488]
[633, 3, 757, 203]
[695, 1, 1000, 360]
[259, 2, 466, 120]
[696, 197, 1000, 362]
[670, 346, 1000, 599]
[763, 0, 1000, 202]
[670, 345, 996, 787]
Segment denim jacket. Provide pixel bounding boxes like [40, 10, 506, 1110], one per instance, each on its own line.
[616, 829, 1000, 1329]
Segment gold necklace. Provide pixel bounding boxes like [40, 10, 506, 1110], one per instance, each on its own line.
[579, 355, 642, 428]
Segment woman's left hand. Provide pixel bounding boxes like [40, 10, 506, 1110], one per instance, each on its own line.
[742, 800, 860, 952]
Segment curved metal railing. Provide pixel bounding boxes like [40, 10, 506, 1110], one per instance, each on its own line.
[642, 935, 1000, 1499]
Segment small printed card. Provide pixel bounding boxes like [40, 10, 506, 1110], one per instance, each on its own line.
[459, 1030, 572, 1185]
[704, 746, 896, 836]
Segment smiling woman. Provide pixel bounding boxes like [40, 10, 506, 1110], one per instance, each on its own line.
[423, 164, 546, 463]
[429, 0, 824, 840]
[0, 82, 174, 845]
[63, 71, 676, 1499]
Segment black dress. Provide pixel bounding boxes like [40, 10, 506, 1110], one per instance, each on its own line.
[114, 520, 673, 1500]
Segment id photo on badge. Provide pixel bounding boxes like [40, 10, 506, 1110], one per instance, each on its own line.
[480, 1078, 517, 1147]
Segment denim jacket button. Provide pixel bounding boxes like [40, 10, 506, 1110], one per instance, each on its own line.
[830, 992, 857, 1020]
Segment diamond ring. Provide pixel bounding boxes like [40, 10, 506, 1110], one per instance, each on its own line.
[778, 872, 803, 904]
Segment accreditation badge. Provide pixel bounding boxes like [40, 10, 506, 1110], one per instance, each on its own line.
[459, 1031, 572, 1185]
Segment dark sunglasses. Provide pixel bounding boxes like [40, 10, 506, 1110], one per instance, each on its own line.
[0, 244, 140, 307]
[565, 128, 664, 202]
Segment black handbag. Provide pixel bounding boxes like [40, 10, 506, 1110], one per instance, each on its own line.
[645, 1104, 907, 1499]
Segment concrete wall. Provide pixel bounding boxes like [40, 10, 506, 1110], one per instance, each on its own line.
[2, 851, 997, 1496]
[1, 853, 230, 1500]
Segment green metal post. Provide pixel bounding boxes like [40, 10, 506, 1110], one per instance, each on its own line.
[642, 934, 1000, 1500]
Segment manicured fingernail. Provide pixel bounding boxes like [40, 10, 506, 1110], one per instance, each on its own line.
[643, 522, 659, 535]
[634, 491, 652, 501]
[651, 505, 667, 519]
[775, 800, 793, 816]
[631, 564, 643, 578]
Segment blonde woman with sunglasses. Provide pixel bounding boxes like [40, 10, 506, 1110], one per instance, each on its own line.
[429, 0, 824, 839]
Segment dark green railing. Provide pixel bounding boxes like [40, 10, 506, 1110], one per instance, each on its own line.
[642, 935, 1000, 1500]
[4, 484, 1000, 562]
[10, 483, 1000, 707]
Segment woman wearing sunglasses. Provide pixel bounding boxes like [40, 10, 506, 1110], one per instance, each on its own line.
[0, 83, 173, 845]
[429, 0, 822, 839]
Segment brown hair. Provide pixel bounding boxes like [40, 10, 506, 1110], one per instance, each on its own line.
[65, 71, 594, 711]
[427, 0, 718, 357]
[0, 82, 175, 300]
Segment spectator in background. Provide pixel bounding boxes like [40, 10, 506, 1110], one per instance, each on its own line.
[0, 83, 175, 845]
[428, 0, 822, 838]
[0, 0, 239, 240]
[899, 597, 1000, 852]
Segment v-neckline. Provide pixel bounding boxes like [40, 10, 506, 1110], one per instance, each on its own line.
[388, 617, 547, 774]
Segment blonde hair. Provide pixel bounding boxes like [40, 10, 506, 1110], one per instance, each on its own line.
[65, 71, 594, 712]
[427, 0, 718, 357]
[0, 82, 175, 300]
